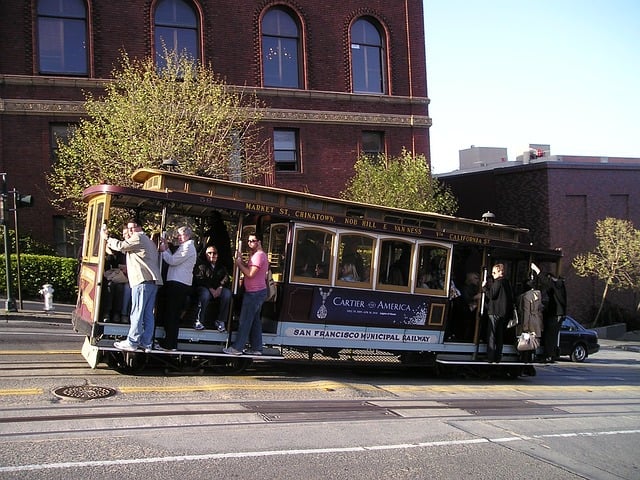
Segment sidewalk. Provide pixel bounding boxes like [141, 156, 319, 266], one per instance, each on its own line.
[1, 299, 73, 323]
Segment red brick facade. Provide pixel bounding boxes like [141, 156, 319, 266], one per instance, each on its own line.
[0, 0, 430, 253]
[440, 161, 640, 323]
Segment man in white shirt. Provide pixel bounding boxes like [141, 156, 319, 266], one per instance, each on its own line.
[156, 226, 197, 351]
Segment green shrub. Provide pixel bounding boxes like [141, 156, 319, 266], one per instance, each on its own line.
[0, 254, 78, 303]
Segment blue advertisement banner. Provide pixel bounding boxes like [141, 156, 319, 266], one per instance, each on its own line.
[309, 287, 432, 328]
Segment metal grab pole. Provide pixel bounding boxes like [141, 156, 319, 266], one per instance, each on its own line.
[472, 249, 489, 360]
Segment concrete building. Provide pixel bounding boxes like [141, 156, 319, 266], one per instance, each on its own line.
[0, 0, 430, 255]
[438, 144, 640, 323]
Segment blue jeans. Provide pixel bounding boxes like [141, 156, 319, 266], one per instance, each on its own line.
[127, 282, 158, 348]
[231, 288, 267, 352]
[196, 286, 232, 325]
[121, 283, 131, 315]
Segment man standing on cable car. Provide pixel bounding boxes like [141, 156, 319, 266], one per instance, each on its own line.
[102, 220, 162, 353]
[223, 232, 269, 355]
[482, 263, 514, 363]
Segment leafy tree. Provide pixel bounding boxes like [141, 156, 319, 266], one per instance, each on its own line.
[0, 230, 57, 256]
[572, 217, 640, 325]
[340, 149, 458, 215]
[48, 50, 270, 218]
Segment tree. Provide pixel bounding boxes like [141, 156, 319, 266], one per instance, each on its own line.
[48, 50, 270, 218]
[340, 149, 458, 215]
[572, 217, 640, 325]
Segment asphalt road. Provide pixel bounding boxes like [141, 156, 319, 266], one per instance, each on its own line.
[1, 318, 639, 479]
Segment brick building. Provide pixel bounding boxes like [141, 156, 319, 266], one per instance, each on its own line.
[438, 153, 640, 323]
[0, 0, 430, 255]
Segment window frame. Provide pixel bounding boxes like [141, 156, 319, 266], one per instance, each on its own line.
[273, 128, 300, 172]
[153, 0, 201, 67]
[414, 242, 453, 297]
[376, 237, 415, 293]
[36, 0, 89, 76]
[291, 226, 335, 285]
[335, 232, 375, 288]
[362, 130, 385, 159]
[350, 17, 387, 94]
[261, 6, 303, 88]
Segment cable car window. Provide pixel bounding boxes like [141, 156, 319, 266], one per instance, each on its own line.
[378, 239, 413, 291]
[415, 243, 450, 296]
[336, 233, 374, 286]
[292, 227, 334, 283]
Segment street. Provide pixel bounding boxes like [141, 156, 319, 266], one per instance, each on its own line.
[0, 317, 639, 479]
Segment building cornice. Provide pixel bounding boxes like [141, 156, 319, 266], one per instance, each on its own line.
[0, 74, 429, 105]
[0, 98, 86, 116]
[0, 75, 431, 126]
[263, 108, 430, 127]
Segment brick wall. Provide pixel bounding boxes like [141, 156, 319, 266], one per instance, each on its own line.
[0, 0, 429, 250]
[441, 162, 640, 323]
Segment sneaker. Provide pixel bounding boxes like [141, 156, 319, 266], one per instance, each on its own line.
[222, 346, 242, 355]
[194, 321, 205, 330]
[243, 350, 262, 356]
[215, 321, 226, 332]
[114, 340, 137, 352]
[141, 345, 153, 353]
[154, 342, 177, 352]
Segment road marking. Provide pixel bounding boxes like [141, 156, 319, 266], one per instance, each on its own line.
[2, 384, 640, 397]
[0, 388, 42, 396]
[0, 350, 79, 355]
[119, 381, 345, 393]
[2, 429, 639, 473]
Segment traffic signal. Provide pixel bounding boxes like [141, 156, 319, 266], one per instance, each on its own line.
[15, 193, 33, 208]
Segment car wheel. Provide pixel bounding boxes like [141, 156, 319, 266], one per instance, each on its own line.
[570, 343, 587, 362]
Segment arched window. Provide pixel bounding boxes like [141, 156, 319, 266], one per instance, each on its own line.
[154, 0, 199, 67]
[350, 18, 386, 94]
[261, 7, 301, 88]
[37, 0, 88, 75]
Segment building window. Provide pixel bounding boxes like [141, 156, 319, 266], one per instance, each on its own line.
[54, 215, 81, 258]
[350, 18, 386, 94]
[362, 131, 384, 159]
[50, 123, 75, 162]
[273, 129, 299, 172]
[262, 7, 301, 88]
[154, 0, 199, 67]
[37, 0, 88, 75]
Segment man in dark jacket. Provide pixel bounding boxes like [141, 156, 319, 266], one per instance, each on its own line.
[193, 244, 232, 332]
[483, 263, 514, 363]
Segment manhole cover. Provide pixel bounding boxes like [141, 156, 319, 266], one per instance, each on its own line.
[53, 385, 117, 400]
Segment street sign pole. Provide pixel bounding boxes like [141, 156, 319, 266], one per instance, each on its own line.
[0, 173, 17, 312]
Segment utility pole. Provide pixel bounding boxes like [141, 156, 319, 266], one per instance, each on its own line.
[0, 173, 17, 312]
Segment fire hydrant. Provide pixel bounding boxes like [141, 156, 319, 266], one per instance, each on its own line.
[39, 284, 55, 312]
